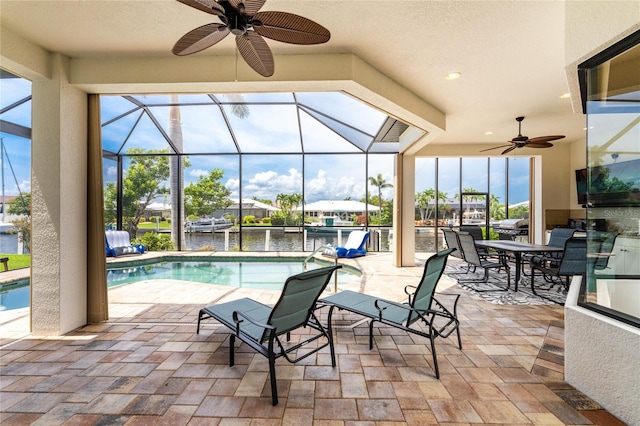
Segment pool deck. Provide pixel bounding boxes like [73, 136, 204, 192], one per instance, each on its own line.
[0, 251, 625, 424]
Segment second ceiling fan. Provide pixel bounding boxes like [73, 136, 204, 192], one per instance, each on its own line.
[172, 0, 330, 77]
[481, 116, 565, 155]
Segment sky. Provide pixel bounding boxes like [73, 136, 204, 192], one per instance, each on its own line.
[0, 76, 32, 198]
[1, 76, 536, 206]
[100, 93, 397, 204]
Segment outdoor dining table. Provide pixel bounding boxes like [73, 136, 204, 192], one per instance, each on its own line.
[475, 240, 564, 291]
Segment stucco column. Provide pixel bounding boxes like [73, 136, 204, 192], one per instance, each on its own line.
[30, 53, 88, 335]
[392, 154, 416, 266]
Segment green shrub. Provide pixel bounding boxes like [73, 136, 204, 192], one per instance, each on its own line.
[271, 212, 285, 226]
[243, 215, 256, 224]
[134, 232, 176, 251]
[262, 217, 271, 225]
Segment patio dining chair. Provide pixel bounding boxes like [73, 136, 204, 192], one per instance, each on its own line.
[521, 227, 577, 277]
[196, 265, 342, 405]
[530, 237, 587, 304]
[456, 232, 511, 291]
[442, 228, 470, 273]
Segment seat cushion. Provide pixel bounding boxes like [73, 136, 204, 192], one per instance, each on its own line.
[202, 297, 272, 341]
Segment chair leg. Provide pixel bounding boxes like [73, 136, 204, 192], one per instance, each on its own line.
[229, 334, 236, 367]
[530, 269, 539, 296]
[429, 333, 439, 379]
[268, 338, 278, 406]
[197, 309, 204, 334]
[327, 306, 337, 367]
[369, 320, 375, 350]
[458, 267, 509, 292]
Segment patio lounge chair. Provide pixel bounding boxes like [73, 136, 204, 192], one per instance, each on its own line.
[320, 248, 461, 378]
[196, 265, 342, 405]
[105, 230, 145, 257]
[327, 230, 370, 258]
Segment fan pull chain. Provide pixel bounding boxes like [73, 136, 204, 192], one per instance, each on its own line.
[235, 46, 239, 83]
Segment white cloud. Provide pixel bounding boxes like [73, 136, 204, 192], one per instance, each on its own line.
[189, 169, 210, 177]
[226, 167, 371, 203]
[6, 180, 31, 196]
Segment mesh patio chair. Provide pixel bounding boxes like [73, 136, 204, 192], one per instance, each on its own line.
[456, 231, 511, 291]
[521, 227, 577, 276]
[530, 237, 587, 304]
[320, 248, 461, 379]
[196, 265, 342, 405]
[442, 228, 470, 273]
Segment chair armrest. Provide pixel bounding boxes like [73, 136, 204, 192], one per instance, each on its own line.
[404, 285, 417, 295]
[232, 310, 275, 336]
[374, 298, 438, 320]
[403, 285, 417, 304]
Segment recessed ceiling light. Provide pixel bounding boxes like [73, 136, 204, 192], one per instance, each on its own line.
[445, 72, 461, 80]
[484, 131, 494, 135]
[560, 93, 571, 99]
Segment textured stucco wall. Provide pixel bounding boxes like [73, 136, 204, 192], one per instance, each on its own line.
[565, 278, 640, 426]
[30, 54, 87, 335]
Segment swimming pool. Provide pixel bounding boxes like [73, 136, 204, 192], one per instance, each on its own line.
[0, 257, 357, 311]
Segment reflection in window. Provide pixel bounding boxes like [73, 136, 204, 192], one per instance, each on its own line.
[580, 33, 640, 327]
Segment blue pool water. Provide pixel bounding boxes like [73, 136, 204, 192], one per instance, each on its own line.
[1, 260, 353, 311]
[107, 260, 340, 290]
[0, 279, 30, 312]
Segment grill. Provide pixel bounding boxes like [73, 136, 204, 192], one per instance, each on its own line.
[495, 219, 529, 240]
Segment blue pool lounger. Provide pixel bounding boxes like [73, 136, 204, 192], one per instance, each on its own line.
[333, 230, 370, 258]
[105, 230, 145, 257]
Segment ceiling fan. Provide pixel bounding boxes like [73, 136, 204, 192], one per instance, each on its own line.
[481, 116, 565, 155]
[172, 0, 330, 77]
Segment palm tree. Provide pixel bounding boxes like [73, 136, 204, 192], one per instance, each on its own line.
[369, 174, 393, 225]
[169, 95, 184, 249]
[489, 194, 505, 222]
[456, 187, 479, 223]
[416, 189, 435, 224]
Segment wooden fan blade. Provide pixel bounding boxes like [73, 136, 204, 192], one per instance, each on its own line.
[236, 31, 274, 77]
[501, 145, 517, 155]
[173, 23, 230, 56]
[230, 0, 266, 15]
[526, 142, 554, 148]
[480, 144, 513, 153]
[253, 11, 330, 44]
[177, 0, 225, 16]
[527, 135, 565, 144]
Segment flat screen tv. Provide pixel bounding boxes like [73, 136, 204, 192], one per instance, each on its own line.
[575, 168, 588, 205]
[576, 159, 640, 207]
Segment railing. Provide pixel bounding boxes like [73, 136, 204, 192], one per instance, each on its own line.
[304, 245, 339, 294]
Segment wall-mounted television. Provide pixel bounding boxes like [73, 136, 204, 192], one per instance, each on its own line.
[575, 168, 588, 205]
[576, 159, 640, 207]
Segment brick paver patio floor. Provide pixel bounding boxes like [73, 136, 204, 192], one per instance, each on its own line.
[0, 252, 625, 425]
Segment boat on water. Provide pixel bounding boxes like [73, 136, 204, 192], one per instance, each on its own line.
[304, 225, 366, 235]
[186, 217, 233, 233]
[304, 216, 364, 235]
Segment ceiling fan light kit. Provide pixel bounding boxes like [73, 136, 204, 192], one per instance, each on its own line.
[480, 116, 565, 155]
[173, 0, 331, 77]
